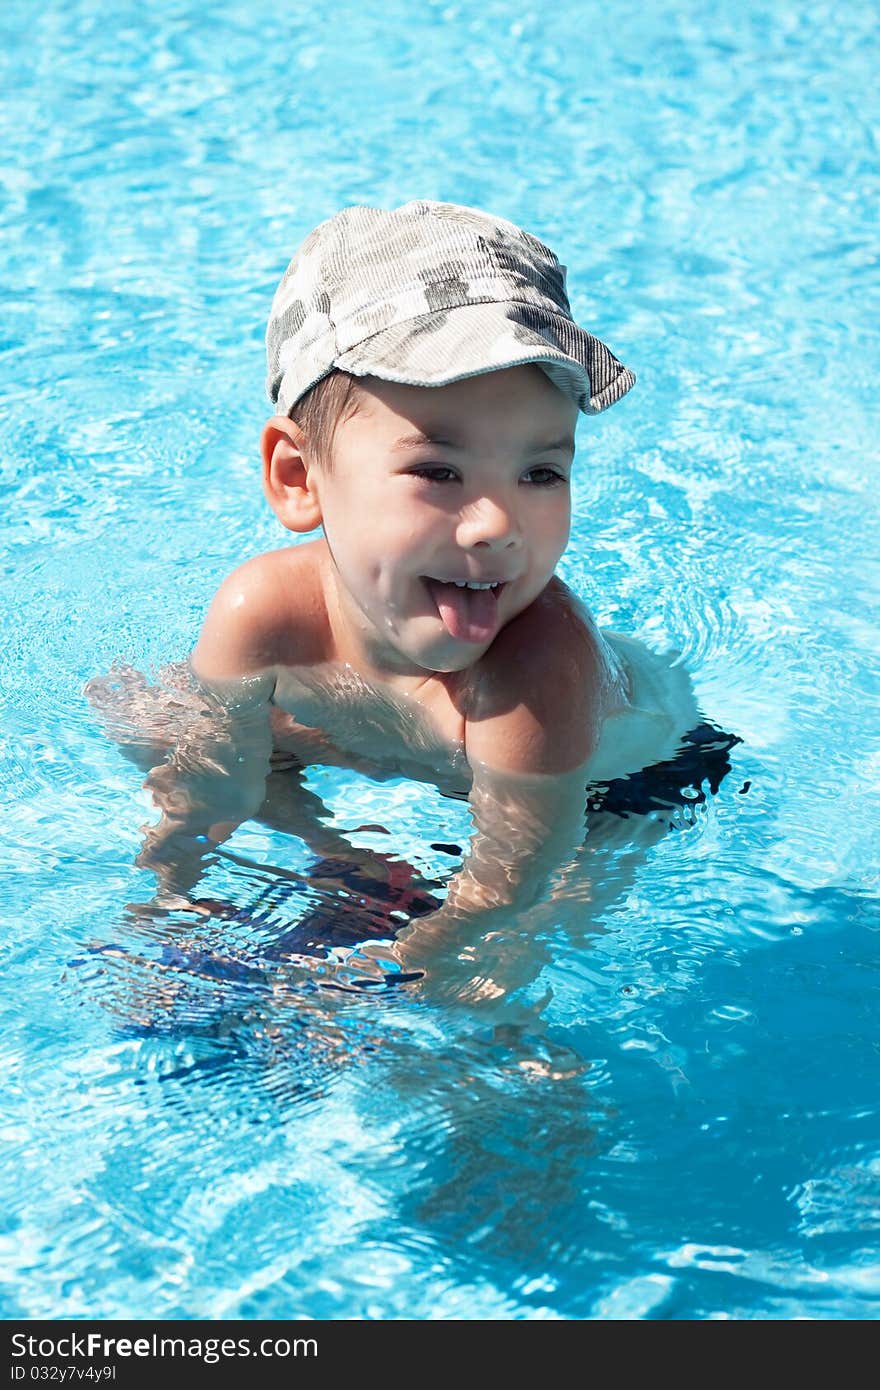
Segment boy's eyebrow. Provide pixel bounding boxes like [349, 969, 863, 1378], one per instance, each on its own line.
[389, 430, 576, 455]
[390, 431, 462, 452]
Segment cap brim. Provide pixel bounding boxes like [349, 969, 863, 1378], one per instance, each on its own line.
[332, 301, 635, 414]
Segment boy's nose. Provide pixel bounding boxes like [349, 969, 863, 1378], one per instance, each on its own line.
[456, 496, 522, 551]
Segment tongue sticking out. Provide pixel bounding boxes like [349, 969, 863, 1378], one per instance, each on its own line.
[426, 580, 500, 643]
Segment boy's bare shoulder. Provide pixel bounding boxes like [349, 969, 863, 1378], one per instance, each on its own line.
[191, 541, 329, 684]
[462, 578, 621, 775]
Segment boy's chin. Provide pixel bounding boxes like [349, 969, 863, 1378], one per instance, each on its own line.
[405, 632, 493, 674]
[423, 654, 484, 674]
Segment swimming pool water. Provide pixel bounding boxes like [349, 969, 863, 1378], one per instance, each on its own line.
[1, 0, 878, 1320]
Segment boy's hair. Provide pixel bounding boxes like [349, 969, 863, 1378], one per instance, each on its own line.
[286, 370, 364, 470]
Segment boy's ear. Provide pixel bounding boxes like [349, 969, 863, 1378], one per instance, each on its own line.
[261, 416, 323, 533]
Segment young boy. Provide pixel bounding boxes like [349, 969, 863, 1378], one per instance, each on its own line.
[120, 200, 722, 984]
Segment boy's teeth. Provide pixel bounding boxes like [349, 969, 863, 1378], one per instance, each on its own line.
[452, 580, 498, 589]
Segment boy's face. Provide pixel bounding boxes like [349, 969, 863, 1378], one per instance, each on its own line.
[312, 365, 578, 675]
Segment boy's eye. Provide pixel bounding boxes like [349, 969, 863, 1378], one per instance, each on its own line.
[524, 466, 567, 486]
[409, 465, 459, 483]
[406, 464, 568, 486]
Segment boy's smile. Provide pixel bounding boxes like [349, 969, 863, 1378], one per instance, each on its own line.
[308, 365, 577, 677]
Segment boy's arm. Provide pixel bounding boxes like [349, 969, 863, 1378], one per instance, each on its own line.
[456, 583, 607, 908]
[136, 560, 284, 905]
[135, 692, 273, 906]
[396, 590, 605, 972]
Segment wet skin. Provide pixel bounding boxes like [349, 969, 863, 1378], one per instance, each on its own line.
[89, 366, 698, 1000]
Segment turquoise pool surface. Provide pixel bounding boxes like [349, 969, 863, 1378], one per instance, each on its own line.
[1, 0, 878, 1319]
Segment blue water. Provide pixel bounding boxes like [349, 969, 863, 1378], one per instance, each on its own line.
[2, 0, 878, 1320]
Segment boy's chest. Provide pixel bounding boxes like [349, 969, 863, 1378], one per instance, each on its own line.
[270, 663, 470, 787]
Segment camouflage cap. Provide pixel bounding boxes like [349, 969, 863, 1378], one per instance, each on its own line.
[266, 200, 635, 417]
